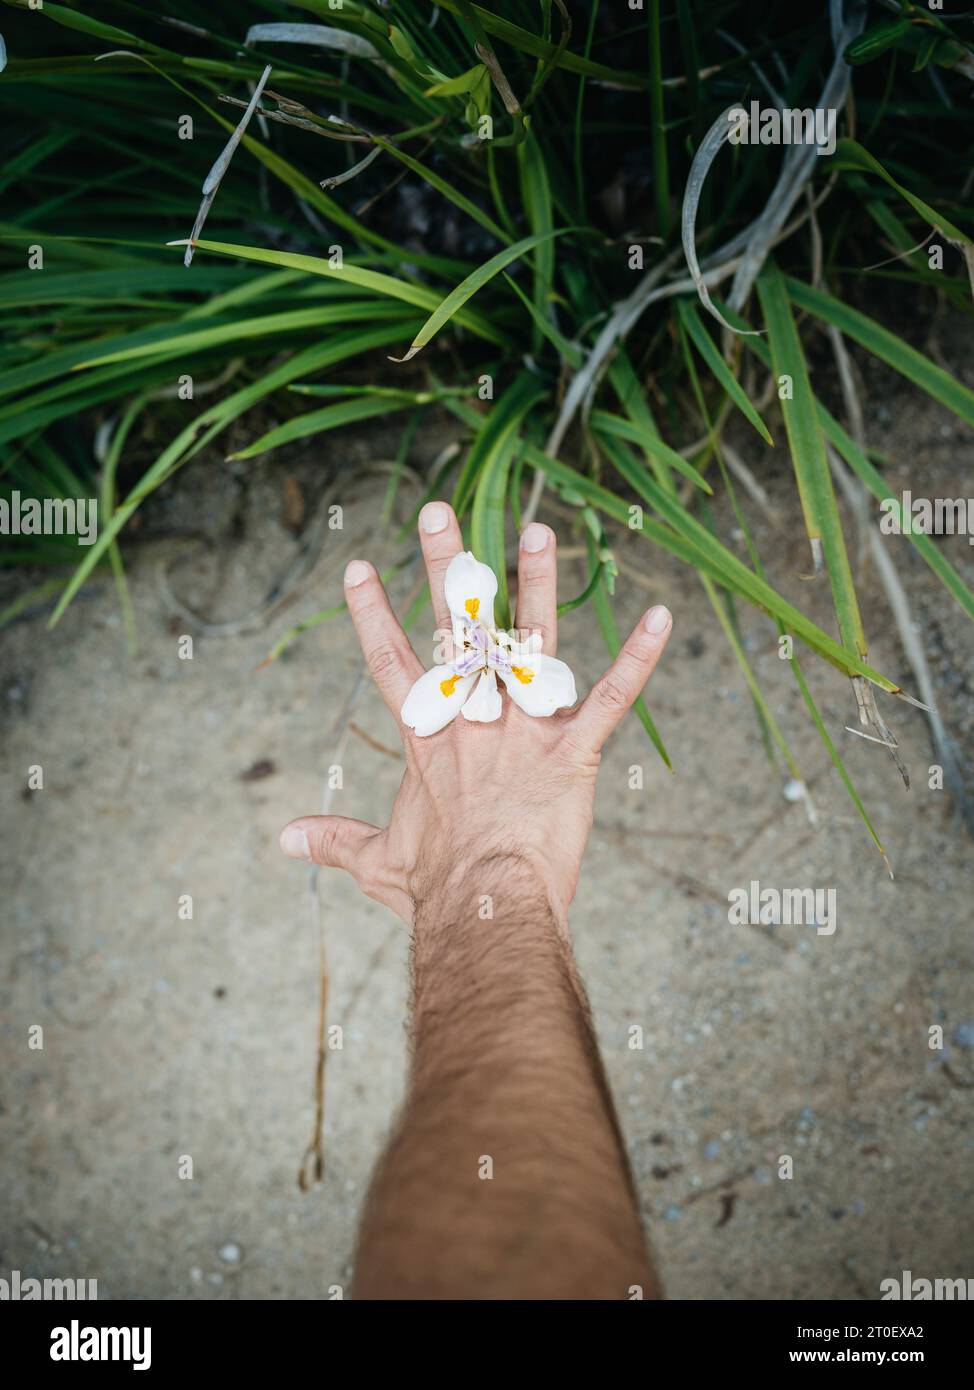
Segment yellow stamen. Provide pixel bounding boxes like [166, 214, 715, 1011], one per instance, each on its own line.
[511, 664, 534, 685]
[465, 597, 480, 619]
[439, 673, 460, 698]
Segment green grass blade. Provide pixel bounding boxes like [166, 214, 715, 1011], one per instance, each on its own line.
[719, 293, 974, 627]
[502, 272, 583, 365]
[676, 299, 774, 444]
[0, 578, 69, 629]
[229, 395, 420, 459]
[648, 0, 670, 236]
[785, 276, 974, 428]
[365, 133, 508, 244]
[431, 1, 648, 87]
[834, 139, 971, 246]
[757, 263, 867, 659]
[584, 531, 672, 769]
[790, 653, 889, 865]
[76, 303, 417, 371]
[469, 374, 546, 627]
[170, 238, 506, 346]
[820, 406, 974, 624]
[516, 132, 555, 355]
[582, 433, 903, 691]
[391, 227, 574, 362]
[605, 353, 677, 493]
[590, 409, 713, 494]
[48, 323, 411, 627]
[699, 571, 802, 780]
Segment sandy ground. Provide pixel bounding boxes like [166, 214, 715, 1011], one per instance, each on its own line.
[2, 372, 973, 1301]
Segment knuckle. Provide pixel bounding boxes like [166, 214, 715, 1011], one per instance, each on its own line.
[560, 726, 596, 765]
[367, 642, 403, 681]
[594, 673, 631, 712]
[312, 821, 340, 863]
[518, 563, 548, 590]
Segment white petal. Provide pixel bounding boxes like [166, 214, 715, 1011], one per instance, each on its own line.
[444, 550, 497, 631]
[502, 627, 543, 655]
[401, 665, 478, 737]
[498, 653, 577, 718]
[461, 670, 502, 723]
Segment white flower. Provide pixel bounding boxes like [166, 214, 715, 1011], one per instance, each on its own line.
[401, 551, 577, 737]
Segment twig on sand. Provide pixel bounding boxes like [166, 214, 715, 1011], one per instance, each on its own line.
[297, 560, 425, 1189]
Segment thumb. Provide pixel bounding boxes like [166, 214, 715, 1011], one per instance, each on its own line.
[279, 815, 380, 871]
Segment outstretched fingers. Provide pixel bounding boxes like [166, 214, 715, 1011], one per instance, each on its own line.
[571, 605, 673, 752]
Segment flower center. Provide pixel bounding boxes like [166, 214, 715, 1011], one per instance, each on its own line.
[445, 610, 533, 694]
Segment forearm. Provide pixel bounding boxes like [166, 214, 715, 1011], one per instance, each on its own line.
[352, 859, 657, 1300]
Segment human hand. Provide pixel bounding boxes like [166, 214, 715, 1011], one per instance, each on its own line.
[279, 502, 672, 927]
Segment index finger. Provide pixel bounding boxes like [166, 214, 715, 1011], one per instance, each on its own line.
[344, 559, 424, 725]
[570, 605, 673, 751]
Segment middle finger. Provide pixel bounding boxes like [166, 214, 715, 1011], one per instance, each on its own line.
[418, 500, 464, 642]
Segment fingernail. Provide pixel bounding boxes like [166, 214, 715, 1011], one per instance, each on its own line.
[344, 560, 371, 588]
[521, 522, 548, 553]
[644, 605, 672, 635]
[280, 825, 311, 860]
[420, 502, 449, 534]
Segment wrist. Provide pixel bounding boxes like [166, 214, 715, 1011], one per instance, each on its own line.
[409, 855, 583, 1073]
[413, 850, 567, 939]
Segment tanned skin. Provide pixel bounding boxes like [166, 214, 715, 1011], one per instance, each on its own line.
[280, 501, 673, 1300]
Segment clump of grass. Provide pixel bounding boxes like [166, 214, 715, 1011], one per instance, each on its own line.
[2, 0, 973, 854]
